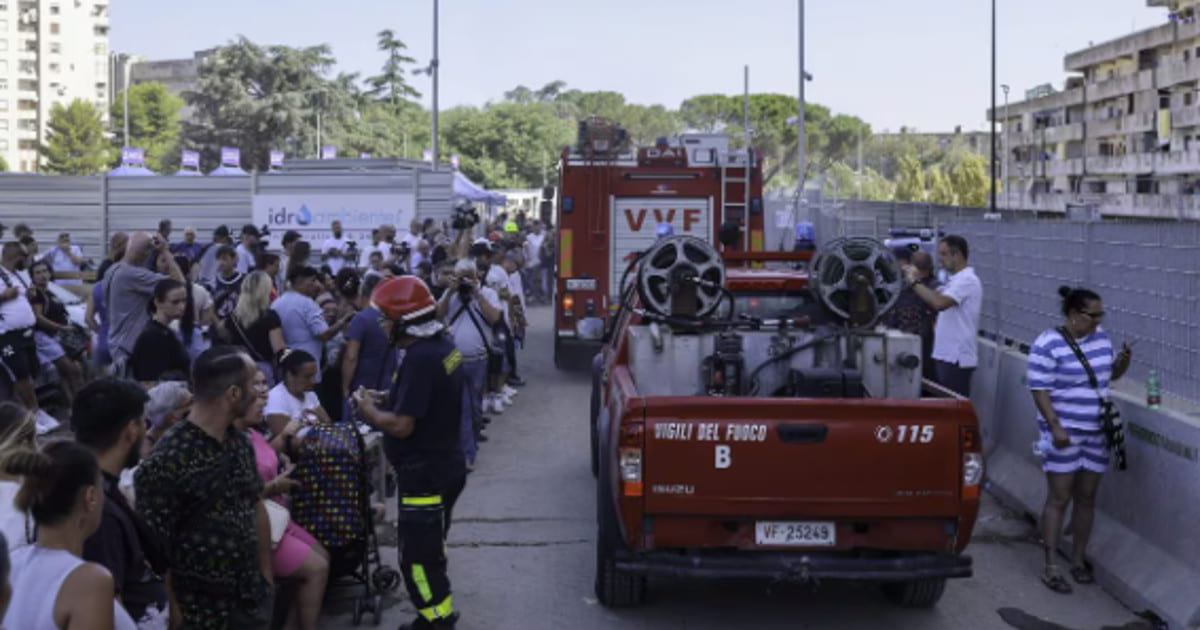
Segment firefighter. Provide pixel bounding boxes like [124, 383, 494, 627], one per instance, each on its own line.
[353, 276, 466, 629]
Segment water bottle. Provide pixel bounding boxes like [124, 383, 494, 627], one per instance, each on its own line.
[1147, 370, 1161, 410]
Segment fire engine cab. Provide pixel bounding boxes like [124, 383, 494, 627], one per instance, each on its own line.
[554, 119, 767, 369]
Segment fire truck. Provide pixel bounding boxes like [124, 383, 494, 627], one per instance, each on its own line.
[553, 119, 767, 369]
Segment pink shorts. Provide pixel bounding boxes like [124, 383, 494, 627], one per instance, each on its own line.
[272, 520, 319, 577]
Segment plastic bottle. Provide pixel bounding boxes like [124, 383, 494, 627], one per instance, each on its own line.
[1147, 370, 1162, 410]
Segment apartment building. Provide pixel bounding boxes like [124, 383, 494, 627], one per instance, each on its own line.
[991, 0, 1200, 218]
[0, 0, 110, 172]
[110, 49, 213, 122]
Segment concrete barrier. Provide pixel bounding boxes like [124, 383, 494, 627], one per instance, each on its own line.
[973, 338, 1200, 630]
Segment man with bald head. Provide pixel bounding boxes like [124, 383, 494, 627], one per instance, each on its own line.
[105, 231, 184, 375]
[886, 248, 940, 381]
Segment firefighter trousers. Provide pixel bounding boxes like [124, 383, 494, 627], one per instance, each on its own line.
[398, 474, 467, 623]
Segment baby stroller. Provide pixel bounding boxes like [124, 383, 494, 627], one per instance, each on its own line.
[290, 420, 401, 626]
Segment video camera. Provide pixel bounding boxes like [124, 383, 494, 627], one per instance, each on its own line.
[257, 224, 272, 250]
[452, 200, 480, 230]
[391, 240, 412, 259]
[344, 239, 360, 259]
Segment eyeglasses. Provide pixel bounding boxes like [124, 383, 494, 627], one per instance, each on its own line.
[1081, 310, 1106, 320]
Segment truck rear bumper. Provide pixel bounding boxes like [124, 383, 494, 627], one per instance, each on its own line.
[615, 549, 972, 582]
[555, 334, 603, 371]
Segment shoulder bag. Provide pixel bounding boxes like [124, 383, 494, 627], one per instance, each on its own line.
[450, 298, 502, 359]
[1056, 327, 1128, 471]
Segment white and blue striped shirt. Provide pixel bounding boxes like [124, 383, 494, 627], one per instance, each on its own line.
[1027, 327, 1113, 432]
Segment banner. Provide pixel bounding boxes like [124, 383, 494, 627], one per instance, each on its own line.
[1158, 109, 1172, 147]
[121, 147, 145, 166]
[321, 146, 337, 160]
[359, 152, 372, 159]
[269, 151, 285, 169]
[220, 147, 240, 167]
[181, 150, 200, 169]
[251, 192, 417, 245]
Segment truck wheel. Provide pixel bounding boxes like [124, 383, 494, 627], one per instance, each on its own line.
[881, 577, 947, 608]
[594, 447, 646, 607]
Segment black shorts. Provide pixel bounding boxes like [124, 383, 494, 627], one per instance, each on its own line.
[0, 328, 38, 383]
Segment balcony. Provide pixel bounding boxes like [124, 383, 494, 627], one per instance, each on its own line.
[1009, 122, 1085, 147]
[1001, 192, 1200, 220]
[1156, 59, 1200, 87]
[1046, 158, 1084, 177]
[1173, 106, 1200, 128]
[1086, 153, 1156, 175]
[1088, 69, 1154, 102]
[1064, 23, 1173, 72]
[1153, 150, 1200, 175]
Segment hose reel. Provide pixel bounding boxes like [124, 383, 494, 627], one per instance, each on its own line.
[810, 237, 903, 328]
[635, 236, 725, 318]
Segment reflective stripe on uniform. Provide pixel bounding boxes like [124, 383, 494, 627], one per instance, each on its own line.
[411, 563, 434, 602]
[401, 495, 443, 506]
[417, 595, 454, 621]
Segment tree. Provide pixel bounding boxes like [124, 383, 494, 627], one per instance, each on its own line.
[183, 37, 344, 170]
[110, 81, 184, 172]
[40, 99, 112, 174]
[0, 155, 8, 172]
[620, 104, 680, 147]
[330, 100, 430, 160]
[928, 165, 957, 204]
[860, 167, 894, 201]
[440, 102, 574, 189]
[950, 152, 990, 207]
[367, 29, 421, 107]
[894, 154, 926, 202]
[679, 94, 735, 133]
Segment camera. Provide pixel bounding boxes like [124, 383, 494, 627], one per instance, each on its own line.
[258, 224, 272, 249]
[344, 240, 359, 258]
[456, 275, 475, 299]
[391, 241, 412, 258]
[451, 201, 480, 230]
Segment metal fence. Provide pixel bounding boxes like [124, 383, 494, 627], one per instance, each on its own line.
[803, 199, 1200, 405]
[0, 167, 454, 259]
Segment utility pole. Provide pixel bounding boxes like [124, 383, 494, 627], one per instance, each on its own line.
[431, 0, 440, 171]
[123, 61, 130, 148]
[990, 0, 997, 212]
[1002, 84, 1010, 210]
[856, 127, 863, 199]
[797, 0, 806, 200]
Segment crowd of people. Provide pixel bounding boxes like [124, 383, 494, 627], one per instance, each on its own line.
[0, 212, 554, 629]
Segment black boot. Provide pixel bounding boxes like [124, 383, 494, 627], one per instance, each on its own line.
[398, 612, 459, 630]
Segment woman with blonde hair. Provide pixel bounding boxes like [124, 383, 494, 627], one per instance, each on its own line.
[0, 402, 36, 552]
[220, 270, 286, 384]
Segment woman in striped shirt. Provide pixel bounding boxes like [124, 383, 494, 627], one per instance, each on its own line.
[1027, 286, 1132, 594]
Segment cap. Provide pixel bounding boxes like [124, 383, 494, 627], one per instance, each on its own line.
[504, 221, 519, 233]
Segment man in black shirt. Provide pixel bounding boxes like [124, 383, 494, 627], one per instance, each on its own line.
[355, 276, 465, 630]
[211, 245, 244, 320]
[74, 377, 171, 627]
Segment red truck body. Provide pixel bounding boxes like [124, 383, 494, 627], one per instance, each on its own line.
[553, 134, 766, 369]
[589, 264, 983, 608]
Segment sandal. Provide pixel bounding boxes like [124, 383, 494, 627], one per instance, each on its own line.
[1041, 565, 1074, 594]
[1070, 562, 1095, 585]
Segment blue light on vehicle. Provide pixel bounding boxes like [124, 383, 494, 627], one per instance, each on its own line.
[562, 196, 574, 213]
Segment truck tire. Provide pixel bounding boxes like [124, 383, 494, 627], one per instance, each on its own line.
[881, 577, 947, 608]
[594, 440, 646, 607]
[589, 359, 602, 478]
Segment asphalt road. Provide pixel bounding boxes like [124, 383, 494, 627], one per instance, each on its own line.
[324, 305, 1150, 630]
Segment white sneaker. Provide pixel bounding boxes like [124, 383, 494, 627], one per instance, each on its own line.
[486, 395, 504, 414]
[34, 409, 60, 435]
[501, 385, 519, 397]
[500, 393, 514, 407]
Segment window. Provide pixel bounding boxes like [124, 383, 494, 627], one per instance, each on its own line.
[0, 101, 8, 112]
[1187, 92, 1194, 107]
[0, 20, 8, 30]
[49, 3, 59, 14]
[48, 62, 59, 73]
[50, 23, 59, 35]
[0, 140, 8, 151]
[16, 100, 34, 111]
[22, 39, 34, 52]
[93, 25, 107, 36]
[0, 39, 7, 52]
[49, 42, 60, 54]
[18, 140, 36, 151]
[17, 119, 34, 131]
[0, 78, 6, 90]
[0, 120, 8, 131]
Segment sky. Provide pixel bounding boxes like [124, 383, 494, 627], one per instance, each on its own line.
[110, 0, 1166, 133]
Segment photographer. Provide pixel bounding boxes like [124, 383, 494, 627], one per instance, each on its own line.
[436, 260, 502, 466]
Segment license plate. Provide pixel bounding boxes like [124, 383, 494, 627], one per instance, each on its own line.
[566, 278, 597, 291]
[755, 521, 836, 547]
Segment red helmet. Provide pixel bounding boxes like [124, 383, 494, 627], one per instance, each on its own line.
[371, 276, 435, 322]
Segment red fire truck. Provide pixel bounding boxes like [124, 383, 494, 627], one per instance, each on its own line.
[553, 121, 767, 369]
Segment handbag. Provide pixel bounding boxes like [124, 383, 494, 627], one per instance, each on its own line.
[1056, 327, 1128, 471]
[263, 499, 290, 549]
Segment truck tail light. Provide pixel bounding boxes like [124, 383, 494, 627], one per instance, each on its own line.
[961, 426, 984, 500]
[562, 293, 575, 317]
[619, 423, 644, 497]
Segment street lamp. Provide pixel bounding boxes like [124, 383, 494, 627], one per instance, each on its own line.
[990, 0, 997, 212]
[413, 0, 440, 171]
[1001, 84, 1010, 210]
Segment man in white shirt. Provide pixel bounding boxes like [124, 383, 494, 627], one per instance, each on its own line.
[907, 234, 983, 396]
[523, 222, 546, 302]
[321, 220, 353, 275]
[401, 219, 423, 250]
[45, 232, 86, 287]
[0, 241, 56, 430]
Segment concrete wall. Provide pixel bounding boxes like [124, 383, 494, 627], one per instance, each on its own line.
[972, 338, 1200, 629]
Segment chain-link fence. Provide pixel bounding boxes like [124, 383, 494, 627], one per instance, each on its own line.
[797, 199, 1200, 405]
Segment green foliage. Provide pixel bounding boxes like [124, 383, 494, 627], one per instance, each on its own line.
[0, 155, 8, 172]
[366, 29, 421, 106]
[894, 154, 926, 202]
[679, 94, 736, 133]
[111, 82, 184, 172]
[183, 37, 341, 170]
[928, 165, 956, 205]
[40, 100, 112, 175]
[440, 102, 575, 189]
[950, 152, 990, 207]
